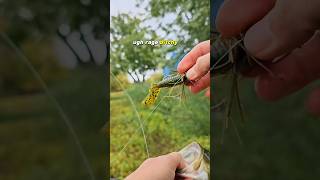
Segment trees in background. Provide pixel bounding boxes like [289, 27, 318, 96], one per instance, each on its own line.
[146, 0, 210, 52]
[110, 14, 164, 83]
[0, 0, 108, 94]
[110, 0, 210, 83]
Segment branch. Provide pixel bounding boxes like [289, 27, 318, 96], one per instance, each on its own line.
[80, 31, 95, 63]
[56, 30, 83, 64]
[133, 71, 141, 82]
[127, 70, 137, 83]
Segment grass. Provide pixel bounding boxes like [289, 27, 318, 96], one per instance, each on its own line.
[110, 82, 210, 179]
[0, 66, 107, 180]
[213, 78, 320, 180]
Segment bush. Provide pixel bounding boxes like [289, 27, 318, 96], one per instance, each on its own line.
[110, 73, 130, 92]
[0, 39, 66, 95]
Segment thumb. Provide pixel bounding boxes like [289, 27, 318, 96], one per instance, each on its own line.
[166, 152, 184, 170]
[244, 0, 320, 60]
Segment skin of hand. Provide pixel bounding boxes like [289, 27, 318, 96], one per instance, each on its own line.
[125, 152, 190, 180]
[177, 40, 210, 97]
[216, 0, 320, 116]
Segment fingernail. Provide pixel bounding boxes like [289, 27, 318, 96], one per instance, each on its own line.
[186, 68, 197, 80]
[244, 19, 273, 60]
[177, 52, 190, 73]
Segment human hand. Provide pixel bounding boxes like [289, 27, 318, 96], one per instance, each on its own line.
[125, 152, 190, 180]
[216, 0, 320, 116]
[177, 40, 210, 97]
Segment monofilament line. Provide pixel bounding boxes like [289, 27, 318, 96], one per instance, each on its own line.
[0, 32, 96, 180]
[111, 72, 150, 158]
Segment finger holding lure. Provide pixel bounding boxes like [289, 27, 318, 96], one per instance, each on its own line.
[143, 40, 211, 107]
[177, 41, 211, 96]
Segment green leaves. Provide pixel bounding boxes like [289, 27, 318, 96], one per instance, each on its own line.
[111, 14, 164, 82]
[148, 0, 210, 48]
[111, 0, 210, 82]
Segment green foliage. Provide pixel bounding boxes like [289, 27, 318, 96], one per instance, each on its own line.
[111, 14, 165, 82]
[111, 0, 210, 81]
[142, 0, 210, 57]
[110, 73, 130, 92]
[0, 66, 107, 180]
[0, 39, 66, 95]
[110, 82, 209, 179]
[1, 0, 107, 42]
[146, 72, 163, 83]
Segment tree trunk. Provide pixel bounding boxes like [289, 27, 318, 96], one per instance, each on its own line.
[80, 31, 95, 63]
[56, 30, 82, 64]
[133, 71, 140, 82]
[142, 74, 146, 82]
[127, 70, 137, 83]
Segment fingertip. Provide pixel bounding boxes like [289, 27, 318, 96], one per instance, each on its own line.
[189, 84, 206, 94]
[189, 86, 198, 94]
[177, 54, 189, 74]
[216, 7, 235, 37]
[177, 63, 184, 74]
[188, 73, 210, 93]
[216, 0, 275, 36]
[177, 41, 210, 74]
[167, 152, 183, 167]
[244, 0, 318, 60]
[244, 18, 272, 60]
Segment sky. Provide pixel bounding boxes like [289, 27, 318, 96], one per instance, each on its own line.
[110, 0, 177, 38]
[110, 0, 141, 17]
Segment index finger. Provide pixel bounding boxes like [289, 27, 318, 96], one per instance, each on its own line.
[216, 0, 275, 36]
[177, 40, 210, 74]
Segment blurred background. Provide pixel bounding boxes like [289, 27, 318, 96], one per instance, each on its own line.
[0, 0, 108, 179]
[212, 1, 320, 179]
[110, 0, 210, 179]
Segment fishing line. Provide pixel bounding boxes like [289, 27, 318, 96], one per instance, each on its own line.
[111, 74, 185, 162]
[0, 32, 96, 180]
[111, 72, 150, 158]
